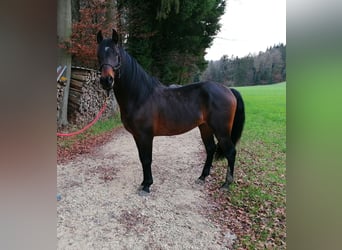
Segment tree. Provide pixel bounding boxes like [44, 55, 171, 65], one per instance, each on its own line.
[151, 0, 226, 84]
[201, 45, 286, 86]
[69, 0, 110, 68]
[63, 0, 226, 85]
[123, 0, 156, 71]
[235, 55, 254, 85]
[57, 0, 72, 127]
[121, 0, 225, 84]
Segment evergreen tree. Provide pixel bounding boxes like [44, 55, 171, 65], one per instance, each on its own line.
[122, 0, 225, 84]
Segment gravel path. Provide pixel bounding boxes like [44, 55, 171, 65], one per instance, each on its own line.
[57, 127, 235, 249]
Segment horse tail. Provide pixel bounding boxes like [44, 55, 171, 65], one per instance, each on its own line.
[230, 88, 245, 145]
[215, 88, 245, 159]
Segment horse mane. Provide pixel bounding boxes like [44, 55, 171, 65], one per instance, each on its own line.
[119, 47, 162, 104]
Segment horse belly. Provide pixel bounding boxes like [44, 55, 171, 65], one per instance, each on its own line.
[153, 108, 204, 136]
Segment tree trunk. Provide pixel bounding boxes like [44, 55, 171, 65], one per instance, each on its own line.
[57, 0, 72, 127]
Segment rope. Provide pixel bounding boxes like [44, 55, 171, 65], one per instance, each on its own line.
[57, 98, 109, 137]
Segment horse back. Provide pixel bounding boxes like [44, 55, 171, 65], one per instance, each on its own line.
[150, 82, 236, 136]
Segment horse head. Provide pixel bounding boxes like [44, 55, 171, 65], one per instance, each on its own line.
[96, 29, 121, 92]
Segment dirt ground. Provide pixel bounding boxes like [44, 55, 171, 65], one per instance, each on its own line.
[57, 127, 236, 249]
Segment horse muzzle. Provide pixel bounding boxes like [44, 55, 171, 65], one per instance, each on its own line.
[100, 75, 114, 91]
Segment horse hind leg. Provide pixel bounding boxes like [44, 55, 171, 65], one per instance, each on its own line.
[216, 136, 236, 191]
[196, 124, 216, 184]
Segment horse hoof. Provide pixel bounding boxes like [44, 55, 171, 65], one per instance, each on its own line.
[195, 178, 205, 185]
[138, 185, 150, 196]
[220, 183, 230, 192]
[227, 175, 234, 185]
[138, 189, 150, 196]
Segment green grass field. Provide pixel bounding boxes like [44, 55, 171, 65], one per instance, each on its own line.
[208, 82, 286, 249]
[238, 82, 286, 152]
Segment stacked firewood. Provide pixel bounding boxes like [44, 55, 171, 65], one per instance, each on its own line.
[57, 66, 117, 127]
[57, 78, 67, 120]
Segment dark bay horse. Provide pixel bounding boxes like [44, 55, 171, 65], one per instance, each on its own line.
[97, 29, 245, 195]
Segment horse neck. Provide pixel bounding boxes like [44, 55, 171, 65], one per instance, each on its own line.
[114, 48, 158, 108]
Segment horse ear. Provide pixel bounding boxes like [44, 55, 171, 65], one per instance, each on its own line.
[112, 29, 119, 44]
[97, 30, 103, 44]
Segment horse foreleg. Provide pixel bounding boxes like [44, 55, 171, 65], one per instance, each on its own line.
[133, 135, 153, 195]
